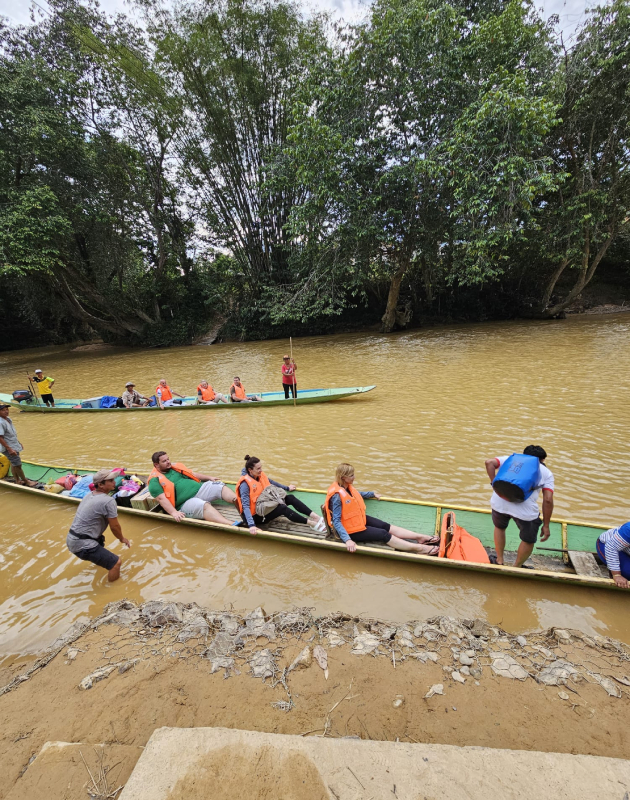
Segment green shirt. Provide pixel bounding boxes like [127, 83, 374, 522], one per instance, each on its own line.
[148, 469, 200, 510]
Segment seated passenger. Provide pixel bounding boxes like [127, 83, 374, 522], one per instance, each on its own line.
[148, 451, 236, 524]
[596, 523, 630, 589]
[230, 376, 261, 402]
[197, 381, 228, 405]
[326, 463, 439, 555]
[236, 455, 326, 535]
[156, 379, 185, 409]
[122, 382, 150, 407]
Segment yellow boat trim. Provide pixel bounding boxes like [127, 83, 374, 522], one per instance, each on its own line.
[16, 459, 613, 532]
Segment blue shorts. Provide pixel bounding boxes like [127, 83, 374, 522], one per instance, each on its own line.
[73, 544, 119, 571]
[597, 538, 630, 580]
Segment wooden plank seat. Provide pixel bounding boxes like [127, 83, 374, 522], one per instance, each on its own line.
[568, 550, 608, 578]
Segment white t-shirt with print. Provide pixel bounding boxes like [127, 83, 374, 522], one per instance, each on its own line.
[490, 455, 554, 521]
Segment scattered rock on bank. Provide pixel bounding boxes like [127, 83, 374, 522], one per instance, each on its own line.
[2, 602, 630, 709]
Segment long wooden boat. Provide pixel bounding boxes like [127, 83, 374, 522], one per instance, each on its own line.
[0, 386, 376, 412]
[0, 458, 619, 591]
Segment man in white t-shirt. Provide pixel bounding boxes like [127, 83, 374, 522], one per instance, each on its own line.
[484, 445, 554, 568]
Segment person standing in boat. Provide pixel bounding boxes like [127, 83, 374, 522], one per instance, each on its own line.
[148, 451, 237, 524]
[156, 379, 185, 408]
[596, 523, 630, 589]
[281, 355, 297, 400]
[0, 404, 37, 486]
[484, 445, 554, 568]
[32, 369, 55, 407]
[325, 463, 439, 555]
[197, 380, 228, 404]
[236, 455, 326, 534]
[66, 468, 131, 582]
[230, 376, 261, 402]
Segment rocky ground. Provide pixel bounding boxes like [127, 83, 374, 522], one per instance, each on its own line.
[1, 600, 630, 799]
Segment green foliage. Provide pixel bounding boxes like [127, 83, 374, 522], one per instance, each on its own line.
[1, 0, 628, 349]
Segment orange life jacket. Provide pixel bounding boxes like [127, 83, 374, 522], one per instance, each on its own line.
[156, 384, 173, 402]
[148, 462, 199, 507]
[231, 382, 246, 400]
[197, 384, 216, 402]
[325, 482, 366, 535]
[236, 472, 271, 515]
[439, 512, 490, 564]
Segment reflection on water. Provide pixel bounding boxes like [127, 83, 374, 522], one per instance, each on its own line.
[1, 314, 630, 661]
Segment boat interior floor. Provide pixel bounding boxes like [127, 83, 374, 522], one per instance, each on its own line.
[2, 476, 606, 576]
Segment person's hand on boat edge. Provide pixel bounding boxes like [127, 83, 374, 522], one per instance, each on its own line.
[288, 484, 297, 491]
[345, 540, 357, 553]
[249, 525, 263, 536]
[170, 510, 186, 522]
[612, 572, 629, 589]
[373, 492, 382, 500]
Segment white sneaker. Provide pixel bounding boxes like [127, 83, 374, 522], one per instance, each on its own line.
[314, 517, 327, 533]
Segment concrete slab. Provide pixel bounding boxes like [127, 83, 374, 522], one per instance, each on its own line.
[119, 727, 630, 800]
[6, 742, 143, 800]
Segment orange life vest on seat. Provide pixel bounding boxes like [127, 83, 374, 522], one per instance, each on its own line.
[148, 462, 199, 507]
[439, 511, 490, 564]
[231, 382, 246, 400]
[197, 384, 216, 402]
[325, 482, 366, 535]
[236, 472, 270, 515]
[156, 384, 173, 402]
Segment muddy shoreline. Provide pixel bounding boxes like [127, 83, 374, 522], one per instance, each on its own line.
[1, 600, 629, 799]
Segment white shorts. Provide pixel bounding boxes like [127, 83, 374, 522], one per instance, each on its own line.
[180, 481, 225, 519]
[161, 398, 176, 407]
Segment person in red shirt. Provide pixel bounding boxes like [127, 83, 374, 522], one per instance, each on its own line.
[282, 355, 297, 399]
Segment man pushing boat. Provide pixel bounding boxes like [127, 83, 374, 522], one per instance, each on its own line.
[66, 468, 131, 582]
[148, 451, 237, 524]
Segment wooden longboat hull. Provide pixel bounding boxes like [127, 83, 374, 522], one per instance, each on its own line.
[0, 458, 619, 591]
[0, 386, 376, 412]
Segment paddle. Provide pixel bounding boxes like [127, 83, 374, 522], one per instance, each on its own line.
[26, 372, 41, 407]
[290, 337, 296, 407]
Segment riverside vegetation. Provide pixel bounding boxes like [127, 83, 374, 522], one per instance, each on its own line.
[0, 0, 629, 349]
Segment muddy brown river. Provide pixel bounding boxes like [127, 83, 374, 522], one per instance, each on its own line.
[1, 314, 629, 663]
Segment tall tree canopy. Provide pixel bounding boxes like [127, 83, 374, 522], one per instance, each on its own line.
[0, 0, 628, 348]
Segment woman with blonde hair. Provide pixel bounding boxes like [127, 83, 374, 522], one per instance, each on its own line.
[325, 463, 439, 555]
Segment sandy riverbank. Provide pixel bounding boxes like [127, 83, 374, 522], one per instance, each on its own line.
[2, 601, 630, 799]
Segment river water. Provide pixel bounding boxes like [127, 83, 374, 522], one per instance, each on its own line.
[1, 313, 629, 662]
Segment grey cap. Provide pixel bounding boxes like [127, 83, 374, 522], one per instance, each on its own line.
[93, 468, 118, 485]
[125, 382, 135, 387]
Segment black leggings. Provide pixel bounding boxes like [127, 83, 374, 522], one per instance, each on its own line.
[349, 515, 392, 544]
[245, 494, 313, 526]
[283, 383, 297, 399]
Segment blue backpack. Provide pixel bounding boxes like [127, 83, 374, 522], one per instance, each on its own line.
[493, 453, 541, 503]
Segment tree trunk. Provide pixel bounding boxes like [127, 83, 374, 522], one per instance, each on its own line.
[381, 265, 407, 333]
[541, 233, 614, 318]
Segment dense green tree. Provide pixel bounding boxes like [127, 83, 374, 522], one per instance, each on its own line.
[537, 0, 630, 316]
[278, 0, 559, 331]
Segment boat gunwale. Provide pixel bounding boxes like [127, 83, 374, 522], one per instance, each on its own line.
[0, 462, 618, 591]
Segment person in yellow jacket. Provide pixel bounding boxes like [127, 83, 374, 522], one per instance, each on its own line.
[325, 463, 439, 555]
[148, 451, 237, 524]
[32, 369, 55, 406]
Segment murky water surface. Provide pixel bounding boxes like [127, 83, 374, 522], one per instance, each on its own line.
[1, 314, 630, 661]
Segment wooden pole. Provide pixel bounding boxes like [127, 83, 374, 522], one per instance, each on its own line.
[290, 337, 296, 407]
[26, 373, 41, 407]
